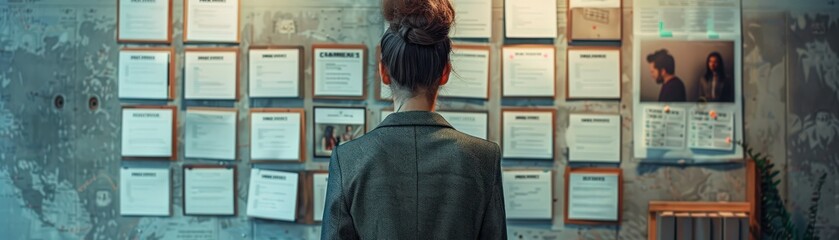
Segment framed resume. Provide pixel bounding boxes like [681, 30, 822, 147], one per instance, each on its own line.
[299, 170, 329, 224]
[502, 45, 556, 98]
[440, 45, 491, 99]
[184, 0, 240, 43]
[184, 108, 238, 161]
[246, 168, 299, 221]
[437, 111, 489, 140]
[504, 0, 557, 38]
[117, 0, 172, 43]
[502, 170, 554, 220]
[567, 113, 621, 163]
[248, 46, 303, 98]
[566, 47, 621, 100]
[121, 106, 177, 160]
[311, 171, 329, 222]
[183, 165, 236, 216]
[564, 167, 622, 225]
[249, 108, 305, 162]
[375, 45, 393, 101]
[184, 48, 240, 100]
[568, 0, 622, 42]
[119, 48, 175, 100]
[120, 167, 171, 216]
[450, 0, 492, 38]
[312, 44, 367, 99]
[501, 109, 555, 160]
[313, 107, 367, 157]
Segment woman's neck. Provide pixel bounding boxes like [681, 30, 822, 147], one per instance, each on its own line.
[394, 93, 436, 112]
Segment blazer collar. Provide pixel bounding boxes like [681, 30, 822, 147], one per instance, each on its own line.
[376, 111, 453, 129]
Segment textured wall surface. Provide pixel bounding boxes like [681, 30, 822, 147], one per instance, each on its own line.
[0, 0, 837, 239]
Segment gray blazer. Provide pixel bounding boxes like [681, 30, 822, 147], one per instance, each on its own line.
[321, 111, 507, 239]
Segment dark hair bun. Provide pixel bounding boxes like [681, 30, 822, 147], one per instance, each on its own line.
[383, 0, 454, 46]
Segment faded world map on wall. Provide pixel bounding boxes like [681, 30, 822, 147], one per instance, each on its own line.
[1, 1, 838, 240]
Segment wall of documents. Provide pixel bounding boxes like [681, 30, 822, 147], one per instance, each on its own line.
[1, 0, 838, 239]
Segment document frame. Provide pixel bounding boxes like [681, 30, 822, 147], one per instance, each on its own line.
[563, 167, 623, 225]
[440, 44, 492, 100]
[116, 0, 173, 43]
[248, 108, 306, 163]
[182, 0, 241, 43]
[298, 170, 328, 224]
[503, 169, 556, 220]
[500, 108, 556, 160]
[183, 48, 241, 100]
[436, 109, 491, 139]
[565, 46, 622, 100]
[567, 112, 622, 163]
[500, 45, 558, 98]
[121, 105, 178, 161]
[182, 165, 238, 216]
[374, 45, 390, 101]
[312, 106, 368, 158]
[566, 0, 623, 42]
[248, 45, 304, 99]
[184, 107, 239, 161]
[119, 166, 173, 216]
[311, 44, 368, 100]
[120, 47, 177, 100]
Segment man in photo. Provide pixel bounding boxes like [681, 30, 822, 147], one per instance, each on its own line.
[647, 49, 686, 102]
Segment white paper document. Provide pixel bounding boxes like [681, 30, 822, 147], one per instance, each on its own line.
[380, 110, 394, 124]
[120, 167, 170, 216]
[119, 50, 170, 99]
[313, 48, 365, 97]
[118, 0, 169, 41]
[314, 107, 366, 157]
[568, 172, 619, 221]
[502, 170, 552, 219]
[438, 111, 489, 140]
[567, 49, 621, 99]
[450, 0, 492, 38]
[502, 46, 556, 97]
[635, 0, 740, 36]
[184, 51, 238, 100]
[121, 108, 174, 157]
[185, 0, 239, 42]
[504, 0, 557, 38]
[249, 49, 300, 98]
[380, 84, 392, 100]
[312, 173, 329, 221]
[184, 167, 235, 215]
[315, 108, 366, 125]
[246, 168, 299, 221]
[568, 114, 621, 163]
[643, 106, 687, 149]
[502, 111, 554, 159]
[688, 110, 734, 150]
[441, 47, 490, 99]
[250, 112, 302, 161]
[185, 109, 237, 160]
[569, 0, 621, 8]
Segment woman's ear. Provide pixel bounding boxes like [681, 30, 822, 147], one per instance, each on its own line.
[379, 63, 391, 85]
[439, 63, 452, 86]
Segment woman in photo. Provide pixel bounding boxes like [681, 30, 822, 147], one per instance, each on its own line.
[321, 125, 338, 153]
[698, 52, 734, 102]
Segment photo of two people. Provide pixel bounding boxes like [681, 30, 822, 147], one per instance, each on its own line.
[640, 40, 736, 103]
[315, 124, 364, 157]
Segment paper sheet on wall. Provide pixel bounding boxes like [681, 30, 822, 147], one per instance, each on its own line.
[502, 170, 552, 219]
